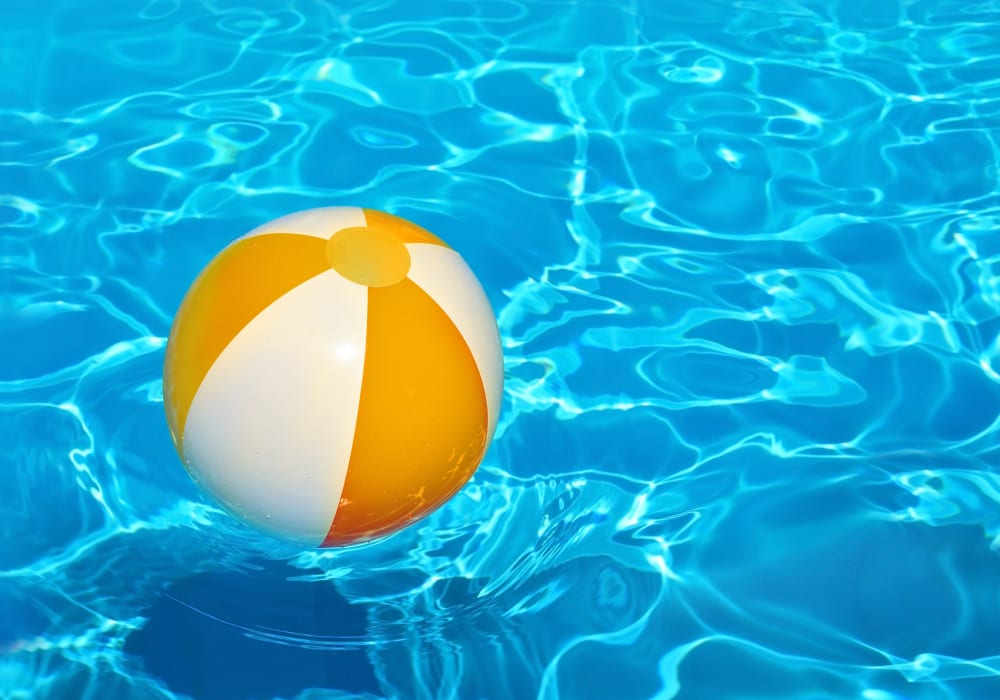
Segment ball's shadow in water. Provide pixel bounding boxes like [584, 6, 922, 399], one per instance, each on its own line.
[126, 559, 379, 699]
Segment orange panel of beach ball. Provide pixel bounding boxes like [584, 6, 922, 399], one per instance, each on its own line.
[162, 207, 504, 547]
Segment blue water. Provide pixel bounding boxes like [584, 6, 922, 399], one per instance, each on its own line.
[4, 0, 1000, 698]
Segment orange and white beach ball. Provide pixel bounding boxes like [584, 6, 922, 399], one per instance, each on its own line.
[162, 207, 503, 547]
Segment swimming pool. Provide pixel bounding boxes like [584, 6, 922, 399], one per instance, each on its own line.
[4, 0, 1000, 698]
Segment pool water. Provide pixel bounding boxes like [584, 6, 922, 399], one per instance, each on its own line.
[4, 0, 1000, 698]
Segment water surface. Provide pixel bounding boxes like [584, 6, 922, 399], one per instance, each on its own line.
[3, 1, 1000, 698]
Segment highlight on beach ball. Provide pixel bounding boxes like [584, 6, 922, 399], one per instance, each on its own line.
[162, 206, 504, 547]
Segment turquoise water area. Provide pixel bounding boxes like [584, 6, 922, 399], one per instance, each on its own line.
[4, 0, 1000, 698]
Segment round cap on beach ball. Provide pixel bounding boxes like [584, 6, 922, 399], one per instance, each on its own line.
[162, 207, 504, 547]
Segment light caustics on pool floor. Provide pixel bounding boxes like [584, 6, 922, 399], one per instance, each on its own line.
[4, 0, 1000, 699]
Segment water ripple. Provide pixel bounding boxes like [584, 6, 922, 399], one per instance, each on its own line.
[4, 0, 1000, 698]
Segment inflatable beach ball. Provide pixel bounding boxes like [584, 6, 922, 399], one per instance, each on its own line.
[163, 207, 503, 547]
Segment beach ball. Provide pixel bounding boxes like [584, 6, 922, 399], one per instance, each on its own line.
[162, 207, 503, 547]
